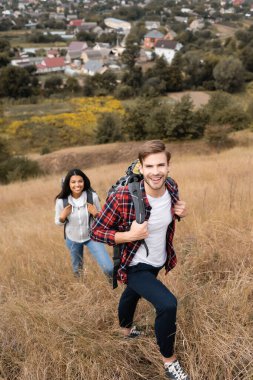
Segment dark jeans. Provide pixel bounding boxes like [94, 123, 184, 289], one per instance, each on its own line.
[118, 263, 177, 358]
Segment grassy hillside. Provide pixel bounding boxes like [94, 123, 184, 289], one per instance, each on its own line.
[0, 146, 252, 379]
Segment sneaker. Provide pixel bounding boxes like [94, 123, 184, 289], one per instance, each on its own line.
[126, 326, 142, 339]
[164, 360, 190, 380]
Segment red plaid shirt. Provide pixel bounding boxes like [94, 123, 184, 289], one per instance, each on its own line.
[91, 179, 179, 284]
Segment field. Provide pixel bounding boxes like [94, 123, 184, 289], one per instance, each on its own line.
[0, 143, 252, 380]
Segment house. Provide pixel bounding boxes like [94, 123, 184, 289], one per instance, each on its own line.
[145, 21, 161, 30]
[154, 40, 183, 64]
[164, 30, 177, 40]
[83, 60, 107, 76]
[47, 49, 60, 58]
[94, 42, 111, 50]
[144, 30, 164, 49]
[11, 57, 43, 68]
[81, 49, 103, 63]
[66, 41, 88, 62]
[188, 19, 205, 32]
[67, 19, 85, 28]
[174, 16, 188, 23]
[36, 57, 66, 74]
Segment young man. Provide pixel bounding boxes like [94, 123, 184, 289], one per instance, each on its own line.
[91, 140, 189, 380]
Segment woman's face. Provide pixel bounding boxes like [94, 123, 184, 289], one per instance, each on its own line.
[69, 175, 84, 198]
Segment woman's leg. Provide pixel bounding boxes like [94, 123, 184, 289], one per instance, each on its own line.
[66, 238, 84, 275]
[85, 239, 113, 276]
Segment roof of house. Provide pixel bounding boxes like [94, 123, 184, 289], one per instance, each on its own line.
[145, 21, 161, 29]
[68, 19, 84, 27]
[67, 51, 82, 59]
[68, 41, 88, 52]
[144, 30, 164, 39]
[155, 40, 178, 49]
[83, 49, 103, 59]
[84, 60, 103, 72]
[47, 49, 59, 55]
[39, 57, 65, 68]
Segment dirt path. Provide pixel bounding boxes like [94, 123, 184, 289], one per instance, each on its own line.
[168, 91, 210, 108]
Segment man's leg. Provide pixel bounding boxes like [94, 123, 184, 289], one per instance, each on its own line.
[66, 238, 83, 275]
[127, 266, 177, 358]
[118, 285, 141, 335]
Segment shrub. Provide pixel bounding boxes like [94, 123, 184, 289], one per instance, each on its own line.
[204, 124, 235, 151]
[40, 146, 51, 155]
[0, 156, 43, 184]
[95, 113, 123, 144]
[114, 84, 134, 99]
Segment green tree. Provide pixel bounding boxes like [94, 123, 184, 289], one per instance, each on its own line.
[123, 98, 158, 141]
[0, 53, 10, 67]
[121, 41, 140, 69]
[213, 57, 245, 93]
[121, 66, 143, 94]
[0, 137, 11, 163]
[44, 75, 63, 95]
[146, 105, 171, 139]
[0, 39, 11, 53]
[166, 95, 204, 139]
[76, 30, 96, 43]
[65, 77, 81, 94]
[240, 46, 253, 73]
[0, 66, 38, 98]
[95, 113, 123, 144]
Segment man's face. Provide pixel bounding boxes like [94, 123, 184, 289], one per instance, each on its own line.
[139, 152, 169, 196]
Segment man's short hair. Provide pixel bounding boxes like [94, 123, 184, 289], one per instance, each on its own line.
[138, 140, 171, 164]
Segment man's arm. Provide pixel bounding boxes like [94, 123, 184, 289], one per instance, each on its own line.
[91, 193, 149, 245]
[115, 220, 148, 244]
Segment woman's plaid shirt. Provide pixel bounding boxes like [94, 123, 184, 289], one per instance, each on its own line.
[91, 178, 179, 284]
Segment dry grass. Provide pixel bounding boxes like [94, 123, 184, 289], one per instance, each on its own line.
[0, 146, 252, 380]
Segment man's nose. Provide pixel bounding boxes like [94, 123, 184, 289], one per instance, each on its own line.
[152, 167, 159, 175]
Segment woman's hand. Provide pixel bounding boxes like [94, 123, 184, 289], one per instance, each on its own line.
[60, 204, 72, 222]
[87, 203, 99, 218]
[174, 200, 187, 218]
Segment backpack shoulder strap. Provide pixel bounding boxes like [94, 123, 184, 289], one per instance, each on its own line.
[128, 181, 149, 257]
[62, 197, 69, 240]
[128, 181, 145, 224]
[86, 188, 94, 205]
[62, 197, 68, 208]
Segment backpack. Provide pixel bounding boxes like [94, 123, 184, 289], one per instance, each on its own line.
[62, 187, 95, 240]
[108, 160, 147, 289]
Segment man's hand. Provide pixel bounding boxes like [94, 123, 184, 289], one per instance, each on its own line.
[174, 200, 187, 218]
[128, 220, 149, 241]
[115, 220, 149, 244]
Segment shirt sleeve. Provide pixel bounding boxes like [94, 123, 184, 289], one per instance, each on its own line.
[90, 192, 121, 246]
[55, 198, 65, 226]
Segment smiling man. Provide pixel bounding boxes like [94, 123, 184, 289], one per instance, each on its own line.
[91, 140, 189, 380]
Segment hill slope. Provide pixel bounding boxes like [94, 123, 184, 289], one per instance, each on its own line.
[0, 146, 252, 379]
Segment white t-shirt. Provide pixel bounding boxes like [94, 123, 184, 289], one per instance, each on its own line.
[130, 190, 172, 267]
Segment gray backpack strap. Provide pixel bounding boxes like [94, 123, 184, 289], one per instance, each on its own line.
[86, 188, 94, 205]
[62, 198, 69, 240]
[128, 181, 149, 257]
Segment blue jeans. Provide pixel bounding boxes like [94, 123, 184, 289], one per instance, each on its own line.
[66, 237, 113, 277]
[118, 263, 177, 358]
